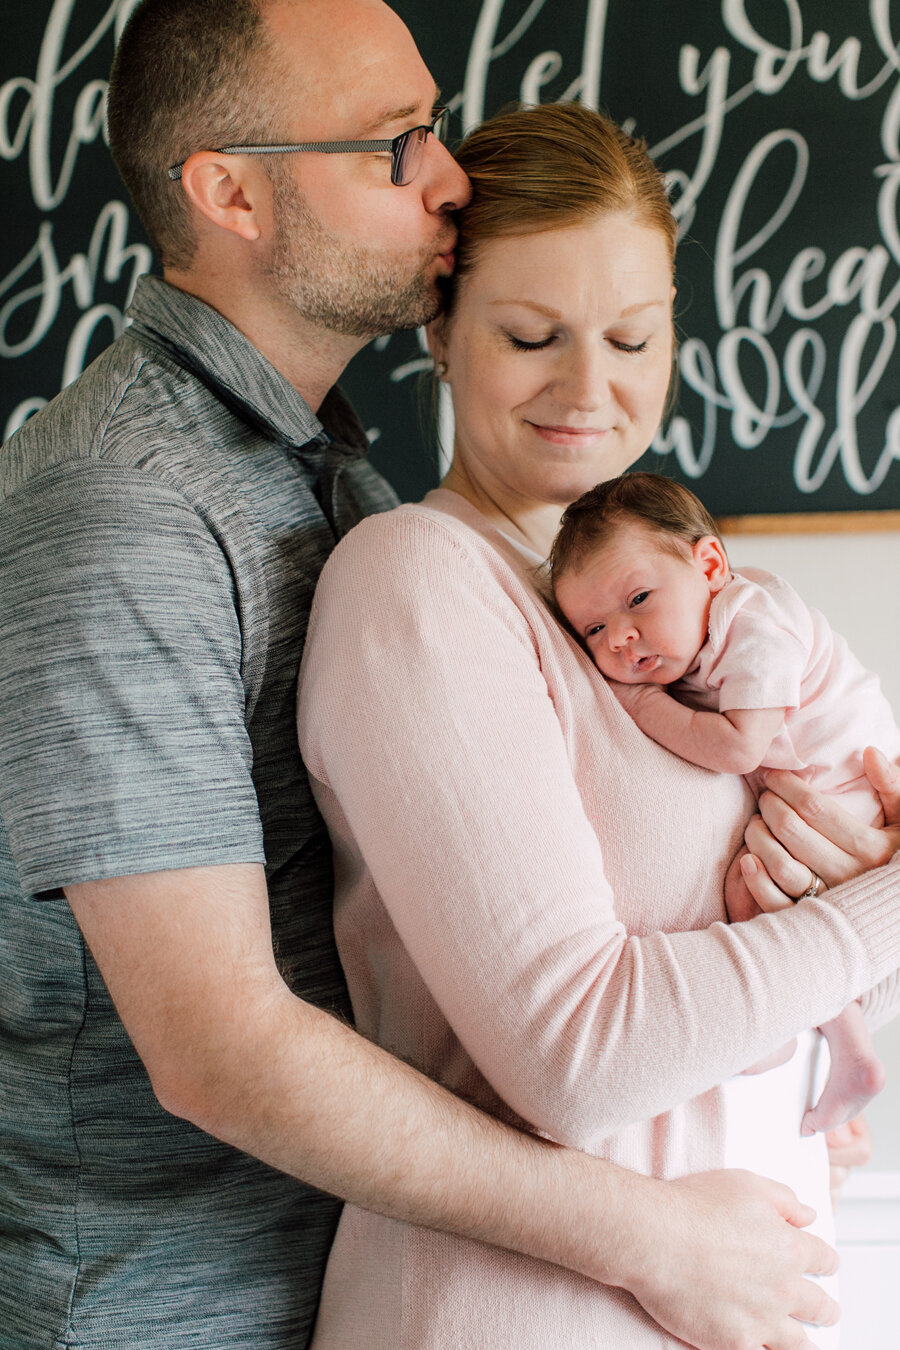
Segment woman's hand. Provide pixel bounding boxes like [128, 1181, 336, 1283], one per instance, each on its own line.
[741, 748, 900, 908]
[826, 1114, 873, 1209]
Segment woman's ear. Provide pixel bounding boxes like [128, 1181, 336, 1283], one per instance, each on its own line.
[693, 535, 731, 593]
[177, 152, 263, 243]
[426, 317, 449, 379]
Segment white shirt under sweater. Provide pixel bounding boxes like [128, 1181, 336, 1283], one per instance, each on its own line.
[299, 488, 900, 1349]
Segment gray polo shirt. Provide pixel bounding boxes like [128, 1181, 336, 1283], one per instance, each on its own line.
[0, 275, 398, 1348]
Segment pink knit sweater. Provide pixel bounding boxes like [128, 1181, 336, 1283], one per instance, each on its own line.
[298, 489, 900, 1348]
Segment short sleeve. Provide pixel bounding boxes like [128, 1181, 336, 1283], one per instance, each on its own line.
[0, 462, 265, 895]
[702, 580, 810, 713]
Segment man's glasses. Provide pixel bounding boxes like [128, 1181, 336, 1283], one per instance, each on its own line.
[167, 108, 449, 186]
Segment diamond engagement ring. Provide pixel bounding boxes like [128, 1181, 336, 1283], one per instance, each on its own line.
[794, 872, 824, 901]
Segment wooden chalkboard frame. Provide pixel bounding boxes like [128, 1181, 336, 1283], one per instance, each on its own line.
[718, 511, 900, 535]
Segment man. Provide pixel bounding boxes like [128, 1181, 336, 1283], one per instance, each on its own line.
[0, 1, 842, 1346]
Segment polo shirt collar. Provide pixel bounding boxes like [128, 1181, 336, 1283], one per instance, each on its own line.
[126, 274, 369, 460]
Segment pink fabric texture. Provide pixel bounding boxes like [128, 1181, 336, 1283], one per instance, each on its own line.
[298, 489, 900, 1349]
[677, 569, 900, 822]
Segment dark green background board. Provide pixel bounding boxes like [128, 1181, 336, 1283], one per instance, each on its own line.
[3, 1, 899, 517]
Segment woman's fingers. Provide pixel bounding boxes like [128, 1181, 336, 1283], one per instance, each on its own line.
[755, 769, 894, 884]
[762, 767, 895, 863]
[740, 852, 796, 912]
[826, 1114, 873, 1209]
[825, 1114, 873, 1169]
[750, 759, 900, 893]
[743, 810, 826, 898]
[863, 746, 900, 827]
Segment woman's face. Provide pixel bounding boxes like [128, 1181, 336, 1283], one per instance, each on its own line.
[433, 212, 674, 513]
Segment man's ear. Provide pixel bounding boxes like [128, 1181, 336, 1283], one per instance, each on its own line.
[693, 534, 730, 593]
[177, 152, 264, 242]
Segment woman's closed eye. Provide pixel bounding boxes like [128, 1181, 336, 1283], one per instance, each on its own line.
[504, 330, 556, 352]
[611, 338, 649, 354]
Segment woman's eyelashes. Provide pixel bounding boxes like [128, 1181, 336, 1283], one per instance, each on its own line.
[502, 329, 652, 354]
[504, 330, 556, 351]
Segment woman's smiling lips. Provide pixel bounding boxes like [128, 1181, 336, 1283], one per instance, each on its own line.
[527, 421, 610, 446]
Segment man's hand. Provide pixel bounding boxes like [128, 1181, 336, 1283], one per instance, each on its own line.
[743, 749, 900, 900]
[621, 1169, 838, 1350]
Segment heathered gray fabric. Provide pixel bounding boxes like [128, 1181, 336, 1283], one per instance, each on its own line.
[0, 274, 398, 1348]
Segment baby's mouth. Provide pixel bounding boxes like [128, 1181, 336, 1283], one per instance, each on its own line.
[632, 654, 661, 675]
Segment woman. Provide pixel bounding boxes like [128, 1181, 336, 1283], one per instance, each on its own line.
[298, 103, 900, 1347]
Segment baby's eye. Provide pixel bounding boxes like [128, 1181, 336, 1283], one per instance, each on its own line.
[506, 331, 556, 352]
[586, 622, 605, 637]
[630, 591, 649, 608]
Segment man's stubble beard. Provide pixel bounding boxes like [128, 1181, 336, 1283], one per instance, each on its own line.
[261, 163, 443, 339]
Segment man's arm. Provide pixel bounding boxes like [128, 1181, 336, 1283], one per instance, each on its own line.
[66, 863, 838, 1350]
[610, 681, 785, 774]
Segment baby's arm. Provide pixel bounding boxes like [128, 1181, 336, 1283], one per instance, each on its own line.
[610, 682, 785, 775]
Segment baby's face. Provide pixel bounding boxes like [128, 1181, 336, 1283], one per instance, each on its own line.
[554, 524, 726, 685]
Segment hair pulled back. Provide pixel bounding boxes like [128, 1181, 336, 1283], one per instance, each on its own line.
[443, 101, 677, 316]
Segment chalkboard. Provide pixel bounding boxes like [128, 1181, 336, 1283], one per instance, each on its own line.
[3, 0, 899, 519]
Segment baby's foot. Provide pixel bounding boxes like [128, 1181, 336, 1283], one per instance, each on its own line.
[801, 1053, 887, 1136]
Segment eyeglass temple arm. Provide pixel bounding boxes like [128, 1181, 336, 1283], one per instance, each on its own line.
[166, 138, 395, 181]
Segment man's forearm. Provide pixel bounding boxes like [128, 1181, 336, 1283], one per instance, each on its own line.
[66, 864, 838, 1349]
[178, 982, 634, 1280]
[67, 865, 637, 1283]
[188, 989, 844, 1348]
[166, 983, 840, 1350]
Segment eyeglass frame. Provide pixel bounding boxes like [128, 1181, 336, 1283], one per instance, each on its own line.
[166, 107, 449, 185]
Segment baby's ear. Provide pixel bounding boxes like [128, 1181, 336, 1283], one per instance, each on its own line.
[693, 535, 730, 593]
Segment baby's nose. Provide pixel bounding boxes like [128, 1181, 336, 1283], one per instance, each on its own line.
[608, 619, 638, 651]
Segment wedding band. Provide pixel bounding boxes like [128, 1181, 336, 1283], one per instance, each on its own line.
[794, 872, 824, 902]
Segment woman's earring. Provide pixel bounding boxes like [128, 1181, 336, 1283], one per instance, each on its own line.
[434, 360, 448, 379]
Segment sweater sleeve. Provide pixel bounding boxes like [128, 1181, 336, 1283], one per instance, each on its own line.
[299, 510, 900, 1149]
[859, 969, 900, 1033]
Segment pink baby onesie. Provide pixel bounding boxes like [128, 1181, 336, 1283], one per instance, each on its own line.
[676, 567, 900, 823]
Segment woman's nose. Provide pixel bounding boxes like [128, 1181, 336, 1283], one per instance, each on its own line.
[556, 344, 611, 410]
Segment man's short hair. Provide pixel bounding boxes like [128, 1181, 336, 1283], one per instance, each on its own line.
[108, 0, 286, 269]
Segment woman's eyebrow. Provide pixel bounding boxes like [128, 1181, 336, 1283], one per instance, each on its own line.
[489, 299, 561, 317]
[489, 298, 668, 318]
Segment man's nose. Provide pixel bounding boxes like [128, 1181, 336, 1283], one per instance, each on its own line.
[421, 136, 471, 212]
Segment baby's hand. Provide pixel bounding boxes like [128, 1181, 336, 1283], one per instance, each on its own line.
[607, 680, 662, 716]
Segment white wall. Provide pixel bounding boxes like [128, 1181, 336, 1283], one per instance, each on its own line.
[721, 529, 900, 1172]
